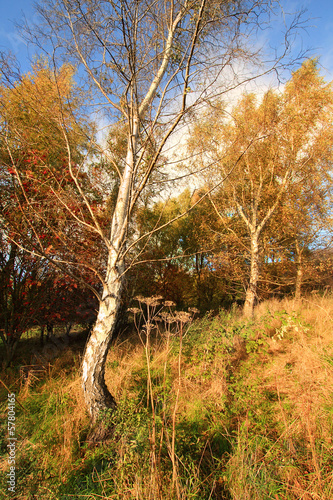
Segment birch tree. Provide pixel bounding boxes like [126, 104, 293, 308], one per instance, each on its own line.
[271, 167, 333, 300]
[189, 59, 333, 316]
[0, 0, 304, 423]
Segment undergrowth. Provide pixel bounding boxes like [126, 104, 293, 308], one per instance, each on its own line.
[0, 295, 333, 499]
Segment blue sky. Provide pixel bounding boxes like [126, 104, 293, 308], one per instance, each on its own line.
[0, 0, 35, 74]
[284, 0, 333, 79]
[0, 0, 333, 79]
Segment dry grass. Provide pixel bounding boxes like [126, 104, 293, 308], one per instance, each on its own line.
[100, 295, 333, 499]
[105, 335, 145, 399]
[234, 294, 333, 500]
[1, 295, 333, 499]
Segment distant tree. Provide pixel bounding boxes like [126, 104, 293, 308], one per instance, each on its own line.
[132, 188, 225, 311]
[274, 174, 332, 300]
[189, 60, 333, 316]
[0, 237, 47, 367]
[0, 61, 99, 284]
[0, 61, 101, 363]
[0, 233, 98, 368]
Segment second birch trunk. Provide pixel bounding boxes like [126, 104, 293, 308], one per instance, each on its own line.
[243, 231, 260, 317]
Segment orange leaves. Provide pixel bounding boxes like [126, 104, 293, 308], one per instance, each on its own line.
[45, 245, 54, 255]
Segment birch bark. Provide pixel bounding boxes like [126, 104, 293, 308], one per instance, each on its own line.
[82, 120, 138, 420]
[294, 239, 303, 301]
[243, 230, 260, 318]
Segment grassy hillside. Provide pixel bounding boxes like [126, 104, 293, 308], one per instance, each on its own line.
[1, 295, 333, 499]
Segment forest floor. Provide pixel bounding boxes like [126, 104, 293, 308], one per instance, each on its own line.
[1, 294, 333, 499]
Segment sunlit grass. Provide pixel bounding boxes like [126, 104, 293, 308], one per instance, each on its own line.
[1, 294, 333, 499]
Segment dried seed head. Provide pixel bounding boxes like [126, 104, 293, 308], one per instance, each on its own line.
[134, 295, 163, 307]
[164, 300, 176, 307]
[158, 311, 177, 324]
[127, 307, 140, 315]
[188, 307, 200, 315]
[175, 311, 192, 323]
[143, 322, 154, 331]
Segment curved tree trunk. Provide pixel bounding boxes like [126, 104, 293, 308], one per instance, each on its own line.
[82, 121, 137, 423]
[243, 232, 259, 318]
[82, 266, 122, 421]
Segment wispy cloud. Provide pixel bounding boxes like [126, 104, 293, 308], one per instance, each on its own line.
[0, 29, 26, 54]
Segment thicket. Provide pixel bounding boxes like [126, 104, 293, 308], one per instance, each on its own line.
[1, 295, 332, 499]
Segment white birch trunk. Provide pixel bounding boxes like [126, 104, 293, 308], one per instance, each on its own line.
[295, 240, 303, 301]
[81, 258, 122, 420]
[82, 123, 137, 421]
[243, 231, 259, 318]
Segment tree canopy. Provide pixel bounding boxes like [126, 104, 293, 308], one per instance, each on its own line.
[188, 59, 333, 315]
